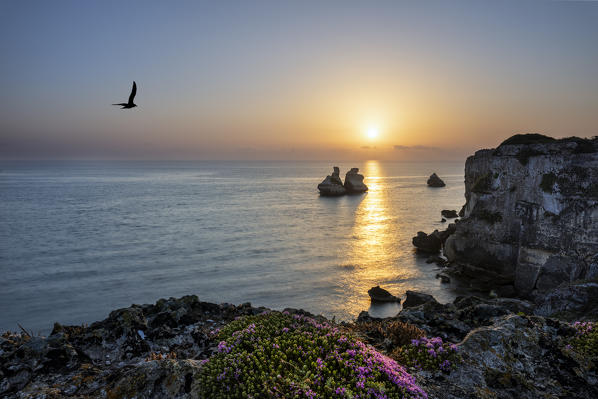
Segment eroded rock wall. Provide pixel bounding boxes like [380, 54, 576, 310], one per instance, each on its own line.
[445, 136, 598, 297]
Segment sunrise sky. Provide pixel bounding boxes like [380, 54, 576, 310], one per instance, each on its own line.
[1, 0, 597, 160]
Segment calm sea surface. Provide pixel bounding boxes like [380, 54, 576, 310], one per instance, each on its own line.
[0, 161, 469, 334]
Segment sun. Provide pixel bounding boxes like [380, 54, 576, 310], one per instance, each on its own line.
[366, 126, 379, 139]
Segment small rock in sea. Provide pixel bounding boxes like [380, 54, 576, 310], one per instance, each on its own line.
[344, 168, 368, 194]
[441, 218, 446, 223]
[402, 290, 438, 308]
[317, 166, 347, 196]
[367, 285, 398, 302]
[412, 231, 442, 253]
[427, 173, 446, 187]
[441, 209, 459, 218]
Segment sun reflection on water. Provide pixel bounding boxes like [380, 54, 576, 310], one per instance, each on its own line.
[339, 160, 418, 318]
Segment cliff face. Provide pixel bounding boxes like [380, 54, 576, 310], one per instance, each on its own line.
[445, 135, 598, 297]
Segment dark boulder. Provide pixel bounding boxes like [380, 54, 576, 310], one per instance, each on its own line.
[427, 173, 446, 187]
[412, 231, 442, 253]
[441, 209, 458, 218]
[402, 291, 438, 309]
[368, 286, 398, 302]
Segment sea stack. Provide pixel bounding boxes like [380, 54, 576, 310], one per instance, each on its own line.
[344, 168, 368, 194]
[317, 167, 368, 196]
[317, 166, 347, 196]
[427, 173, 446, 187]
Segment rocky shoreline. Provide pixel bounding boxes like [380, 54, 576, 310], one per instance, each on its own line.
[2, 292, 597, 398]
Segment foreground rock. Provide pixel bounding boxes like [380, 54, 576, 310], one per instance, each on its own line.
[534, 281, 598, 320]
[344, 167, 368, 193]
[317, 166, 347, 196]
[444, 134, 598, 308]
[368, 285, 398, 302]
[357, 292, 598, 399]
[427, 173, 446, 187]
[2, 293, 598, 398]
[402, 290, 438, 308]
[0, 296, 272, 398]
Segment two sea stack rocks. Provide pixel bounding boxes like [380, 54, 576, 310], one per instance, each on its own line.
[318, 166, 368, 196]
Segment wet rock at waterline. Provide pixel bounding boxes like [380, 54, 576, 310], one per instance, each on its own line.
[368, 285, 399, 302]
[441, 209, 458, 218]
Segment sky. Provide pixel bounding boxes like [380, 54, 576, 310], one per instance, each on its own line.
[0, 0, 597, 161]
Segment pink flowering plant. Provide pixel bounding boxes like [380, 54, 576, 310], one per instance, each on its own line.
[197, 312, 428, 398]
[570, 321, 598, 361]
[393, 336, 459, 372]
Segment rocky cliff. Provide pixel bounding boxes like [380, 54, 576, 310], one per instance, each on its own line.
[445, 134, 598, 300]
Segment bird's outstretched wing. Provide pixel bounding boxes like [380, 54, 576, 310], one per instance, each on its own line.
[128, 81, 137, 104]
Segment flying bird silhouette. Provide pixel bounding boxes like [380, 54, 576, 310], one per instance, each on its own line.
[112, 81, 137, 109]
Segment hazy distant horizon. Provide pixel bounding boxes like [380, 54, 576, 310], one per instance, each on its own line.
[1, 131, 595, 162]
[1, 1, 597, 161]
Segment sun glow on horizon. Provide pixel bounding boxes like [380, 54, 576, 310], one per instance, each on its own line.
[366, 126, 380, 139]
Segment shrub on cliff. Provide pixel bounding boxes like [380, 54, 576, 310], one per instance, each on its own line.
[499, 133, 556, 146]
[393, 336, 459, 372]
[353, 320, 426, 348]
[570, 321, 598, 365]
[197, 312, 428, 398]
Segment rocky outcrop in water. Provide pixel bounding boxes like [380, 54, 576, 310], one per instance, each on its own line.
[441, 210, 458, 219]
[444, 134, 598, 306]
[412, 231, 442, 253]
[317, 166, 368, 196]
[368, 285, 398, 302]
[412, 224, 457, 253]
[344, 168, 368, 193]
[427, 173, 446, 187]
[317, 166, 347, 196]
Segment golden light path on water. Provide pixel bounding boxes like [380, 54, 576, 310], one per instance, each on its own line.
[338, 160, 420, 318]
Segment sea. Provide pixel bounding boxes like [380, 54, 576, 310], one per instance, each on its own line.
[0, 160, 469, 334]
